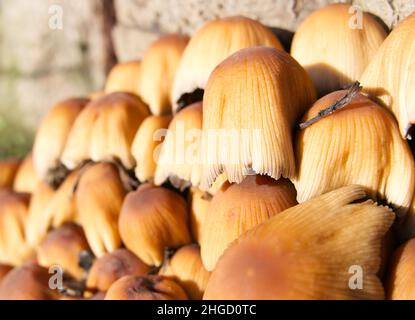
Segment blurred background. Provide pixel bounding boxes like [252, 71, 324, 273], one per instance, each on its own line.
[0, 0, 414, 159]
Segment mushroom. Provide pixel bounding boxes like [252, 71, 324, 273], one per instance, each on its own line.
[119, 184, 191, 266]
[360, 12, 415, 139]
[138, 34, 189, 115]
[86, 248, 150, 292]
[154, 102, 203, 190]
[0, 191, 33, 266]
[201, 175, 297, 271]
[131, 115, 172, 183]
[32, 97, 89, 188]
[0, 158, 21, 190]
[294, 90, 415, 221]
[104, 60, 141, 95]
[0, 262, 58, 300]
[202, 46, 316, 188]
[104, 275, 187, 300]
[76, 162, 127, 257]
[171, 16, 283, 112]
[61, 92, 149, 171]
[291, 3, 387, 96]
[13, 153, 40, 194]
[160, 244, 210, 300]
[37, 223, 90, 281]
[203, 185, 394, 299]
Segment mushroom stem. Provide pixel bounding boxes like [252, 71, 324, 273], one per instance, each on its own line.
[299, 81, 362, 129]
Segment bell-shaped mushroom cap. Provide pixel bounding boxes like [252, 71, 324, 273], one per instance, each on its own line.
[160, 244, 211, 300]
[25, 170, 79, 247]
[0, 264, 12, 283]
[13, 153, 40, 194]
[202, 47, 316, 188]
[76, 163, 127, 257]
[0, 191, 33, 266]
[171, 16, 283, 112]
[204, 185, 395, 300]
[188, 187, 211, 244]
[0, 262, 58, 300]
[138, 34, 189, 115]
[291, 3, 387, 97]
[87, 248, 150, 292]
[61, 92, 149, 170]
[0, 158, 21, 190]
[201, 175, 297, 271]
[105, 275, 188, 300]
[131, 115, 172, 183]
[155, 102, 203, 190]
[25, 182, 55, 247]
[386, 238, 415, 299]
[294, 90, 415, 218]
[104, 60, 141, 95]
[33, 97, 89, 187]
[119, 185, 191, 266]
[360, 13, 415, 138]
[37, 223, 90, 280]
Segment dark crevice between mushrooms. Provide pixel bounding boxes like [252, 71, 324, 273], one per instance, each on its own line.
[176, 88, 204, 112]
[161, 179, 190, 200]
[46, 163, 71, 190]
[71, 159, 139, 195]
[405, 125, 415, 158]
[79, 250, 95, 272]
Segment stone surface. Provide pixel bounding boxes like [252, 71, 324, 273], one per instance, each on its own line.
[112, 0, 415, 61]
[0, 0, 414, 157]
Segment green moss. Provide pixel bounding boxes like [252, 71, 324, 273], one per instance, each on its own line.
[0, 111, 34, 159]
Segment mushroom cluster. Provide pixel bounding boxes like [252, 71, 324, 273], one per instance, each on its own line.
[1, 5, 415, 300]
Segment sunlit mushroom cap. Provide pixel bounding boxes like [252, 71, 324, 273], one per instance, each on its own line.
[360, 12, 415, 138]
[202, 46, 316, 188]
[25, 170, 79, 247]
[33, 97, 89, 187]
[37, 223, 90, 280]
[61, 92, 149, 170]
[294, 90, 415, 218]
[131, 115, 172, 183]
[188, 187, 210, 244]
[201, 175, 297, 271]
[119, 185, 191, 266]
[155, 102, 203, 190]
[160, 244, 211, 300]
[204, 185, 394, 300]
[171, 16, 283, 112]
[0, 191, 33, 266]
[0, 159, 20, 190]
[291, 3, 387, 96]
[104, 60, 141, 95]
[13, 153, 40, 194]
[76, 163, 127, 257]
[138, 35, 189, 115]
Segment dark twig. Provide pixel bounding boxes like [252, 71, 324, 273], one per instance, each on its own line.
[299, 81, 363, 129]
